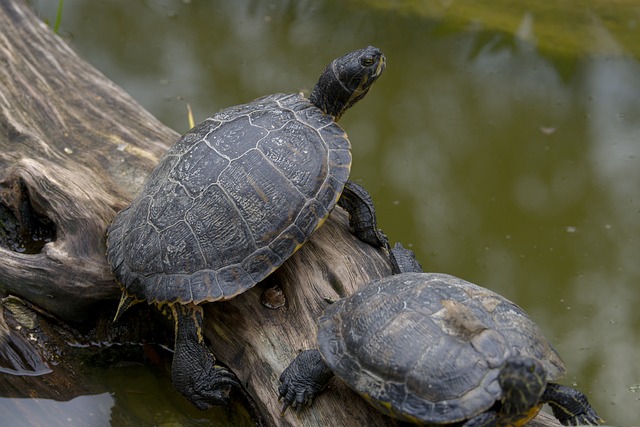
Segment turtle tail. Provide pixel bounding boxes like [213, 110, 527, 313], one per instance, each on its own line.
[113, 292, 141, 322]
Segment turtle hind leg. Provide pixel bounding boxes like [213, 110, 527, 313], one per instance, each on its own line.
[337, 180, 389, 250]
[170, 303, 240, 410]
[541, 383, 603, 426]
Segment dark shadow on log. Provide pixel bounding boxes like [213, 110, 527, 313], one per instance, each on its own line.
[0, 1, 566, 426]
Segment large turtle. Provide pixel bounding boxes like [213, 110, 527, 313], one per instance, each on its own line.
[278, 245, 602, 426]
[106, 46, 386, 409]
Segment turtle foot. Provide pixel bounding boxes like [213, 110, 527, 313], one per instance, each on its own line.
[389, 242, 423, 274]
[278, 349, 334, 415]
[170, 303, 241, 410]
[174, 363, 241, 410]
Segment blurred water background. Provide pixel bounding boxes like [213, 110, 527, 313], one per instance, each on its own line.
[3, 1, 638, 425]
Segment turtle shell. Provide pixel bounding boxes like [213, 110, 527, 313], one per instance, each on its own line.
[317, 272, 566, 424]
[107, 93, 351, 304]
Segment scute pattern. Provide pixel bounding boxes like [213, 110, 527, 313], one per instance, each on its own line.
[317, 272, 566, 424]
[258, 121, 328, 196]
[185, 185, 254, 268]
[168, 140, 228, 197]
[107, 93, 351, 304]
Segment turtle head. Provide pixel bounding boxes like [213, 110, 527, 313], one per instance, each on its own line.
[310, 46, 385, 121]
[499, 357, 547, 421]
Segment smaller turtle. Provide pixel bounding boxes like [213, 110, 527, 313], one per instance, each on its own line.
[278, 244, 602, 426]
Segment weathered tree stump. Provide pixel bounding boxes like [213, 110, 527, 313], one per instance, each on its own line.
[0, 1, 563, 426]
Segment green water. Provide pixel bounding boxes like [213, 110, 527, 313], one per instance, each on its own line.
[15, 1, 640, 425]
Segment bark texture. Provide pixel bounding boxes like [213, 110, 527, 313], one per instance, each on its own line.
[0, 0, 169, 321]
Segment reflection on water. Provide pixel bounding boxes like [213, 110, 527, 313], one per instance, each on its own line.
[0, 362, 249, 426]
[27, 1, 640, 426]
[0, 393, 114, 427]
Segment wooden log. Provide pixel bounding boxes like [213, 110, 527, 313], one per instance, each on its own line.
[0, 0, 170, 321]
[0, 1, 567, 426]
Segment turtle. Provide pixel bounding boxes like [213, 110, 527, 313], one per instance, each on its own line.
[278, 244, 603, 426]
[106, 46, 387, 410]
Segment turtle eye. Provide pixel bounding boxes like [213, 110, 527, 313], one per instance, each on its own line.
[361, 56, 375, 67]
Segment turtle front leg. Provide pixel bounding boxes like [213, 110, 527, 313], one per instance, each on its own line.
[541, 383, 603, 426]
[170, 303, 240, 410]
[278, 349, 334, 414]
[337, 180, 389, 249]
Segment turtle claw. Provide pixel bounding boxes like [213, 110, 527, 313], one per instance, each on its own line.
[278, 380, 314, 415]
[185, 365, 241, 410]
